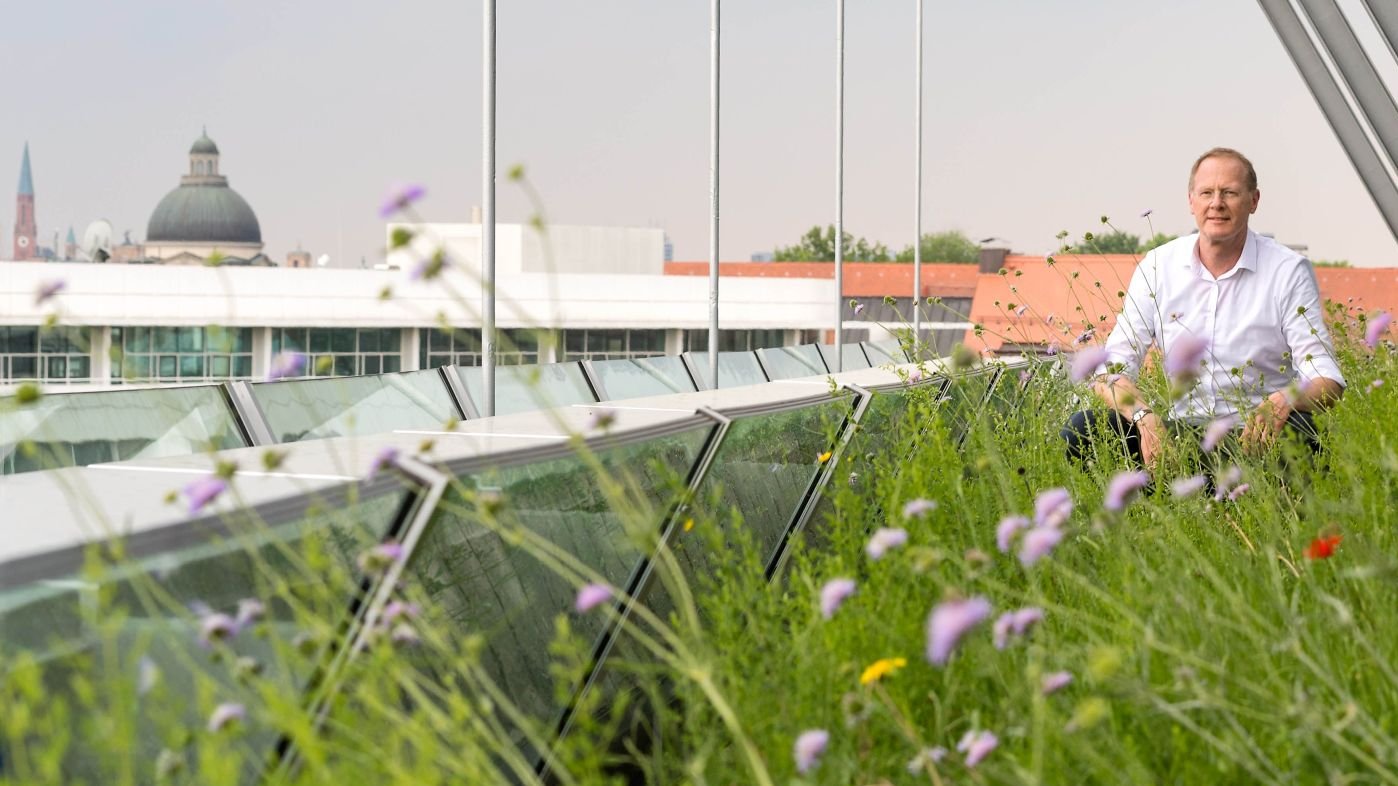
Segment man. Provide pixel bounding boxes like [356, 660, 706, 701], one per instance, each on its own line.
[1062, 147, 1346, 466]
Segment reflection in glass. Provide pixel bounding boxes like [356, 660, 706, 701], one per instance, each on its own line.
[251, 368, 461, 443]
[684, 351, 768, 389]
[756, 345, 827, 380]
[592, 356, 696, 400]
[862, 339, 909, 365]
[1, 386, 247, 475]
[818, 343, 870, 372]
[455, 363, 596, 416]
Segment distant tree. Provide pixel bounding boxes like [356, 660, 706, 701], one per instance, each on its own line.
[1072, 230, 1141, 255]
[894, 230, 980, 264]
[773, 225, 892, 262]
[1143, 232, 1179, 251]
[1313, 259, 1352, 268]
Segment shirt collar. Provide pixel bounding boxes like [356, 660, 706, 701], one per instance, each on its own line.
[1190, 229, 1258, 281]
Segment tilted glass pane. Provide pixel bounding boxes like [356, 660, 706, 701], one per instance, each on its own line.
[863, 339, 909, 365]
[819, 343, 870, 371]
[0, 386, 246, 475]
[405, 428, 710, 756]
[685, 351, 767, 389]
[756, 345, 827, 380]
[938, 368, 998, 443]
[455, 363, 596, 416]
[592, 356, 694, 400]
[0, 488, 409, 780]
[250, 368, 459, 443]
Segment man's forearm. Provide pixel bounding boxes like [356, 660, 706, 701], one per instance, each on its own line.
[1292, 377, 1344, 413]
[1091, 374, 1150, 417]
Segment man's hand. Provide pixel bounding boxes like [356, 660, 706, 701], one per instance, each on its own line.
[1137, 412, 1166, 468]
[1241, 390, 1293, 453]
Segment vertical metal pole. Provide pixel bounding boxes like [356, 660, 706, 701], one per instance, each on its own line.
[913, 0, 923, 350]
[708, 0, 721, 387]
[834, 0, 845, 371]
[482, 0, 497, 416]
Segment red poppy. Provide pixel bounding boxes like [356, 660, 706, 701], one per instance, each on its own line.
[1305, 534, 1342, 560]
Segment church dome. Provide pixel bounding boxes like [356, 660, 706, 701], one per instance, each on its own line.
[146, 184, 262, 244]
[190, 133, 220, 155]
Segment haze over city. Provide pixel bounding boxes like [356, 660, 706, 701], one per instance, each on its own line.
[5, 0, 1398, 267]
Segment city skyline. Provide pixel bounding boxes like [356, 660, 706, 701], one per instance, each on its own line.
[5, 0, 1398, 268]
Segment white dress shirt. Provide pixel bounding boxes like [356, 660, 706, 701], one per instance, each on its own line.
[1103, 229, 1346, 424]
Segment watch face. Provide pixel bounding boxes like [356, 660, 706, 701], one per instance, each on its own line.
[17, 236, 29, 248]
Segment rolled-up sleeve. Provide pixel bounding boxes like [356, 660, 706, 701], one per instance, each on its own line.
[1281, 260, 1346, 388]
[1103, 255, 1159, 378]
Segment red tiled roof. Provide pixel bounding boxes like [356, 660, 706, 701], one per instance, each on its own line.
[664, 261, 980, 298]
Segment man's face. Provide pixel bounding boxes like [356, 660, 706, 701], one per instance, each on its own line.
[1188, 156, 1260, 245]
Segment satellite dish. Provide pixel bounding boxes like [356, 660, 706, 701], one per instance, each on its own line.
[82, 219, 114, 263]
[316, 254, 330, 267]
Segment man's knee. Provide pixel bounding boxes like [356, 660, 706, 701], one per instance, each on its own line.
[1062, 410, 1096, 460]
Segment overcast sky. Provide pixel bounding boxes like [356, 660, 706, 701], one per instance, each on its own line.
[5, 0, 1398, 268]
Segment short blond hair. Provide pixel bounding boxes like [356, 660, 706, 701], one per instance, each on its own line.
[1189, 147, 1258, 192]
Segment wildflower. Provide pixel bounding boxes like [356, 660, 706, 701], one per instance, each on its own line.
[409, 250, 448, 281]
[993, 607, 1045, 649]
[235, 598, 265, 629]
[1170, 475, 1208, 498]
[902, 498, 937, 519]
[266, 351, 306, 381]
[847, 471, 859, 487]
[793, 729, 829, 774]
[381, 600, 421, 623]
[1201, 415, 1238, 452]
[378, 182, 427, 218]
[1069, 347, 1108, 382]
[155, 749, 184, 779]
[1306, 534, 1342, 560]
[1046, 313, 1057, 325]
[1042, 670, 1074, 695]
[575, 583, 613, 613]
[207, 702, 246, 733]
[588, 409, 617, 430]
[996, 515, 1030, 553]
[34, 279, 66, 305]
[1226, 483, 1251, 501]
[957, 729, 999, 767]
[389, 623, 421, 645]
[1046, 340, 1060, 356]
[853, 301, 866, 316]
[181, 475, 228, 516]
[906, 747, 947, 774]
[137, 657, 159, 696]
[1073, 326, 1095, 345]
[1104, 470, 1150, 512]
[1164, 334, 1209, 378]
[1033, 487, 1073, 528]
[865, 527, 908, 560]
[1140, 208, 1153, 218]
[817, 450, 833, 464]
[1213, 465, 1243, 501]
[357, 541, 405, 574]
[820, 578, 856, 619]
[1019, 526, 1066, 567]
[907, 366, 923, 384]
[926, 596, 992, 665]
[365, 447, 400, 482]
[1372, 379, 1385, 390]
[859, 656, 907, 685]
[1015, 304, 1028, 316]
[1366, 311, 1391, 349]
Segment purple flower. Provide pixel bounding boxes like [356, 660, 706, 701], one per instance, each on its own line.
[1201, 415, 1238, 452]
[1213, 465, 1244, 501]
[357, 541, 405, 574]
[907, 366, 924, 384]
[1372, 379, 1385, 390]
[34, 279, 66, 305]
[1033, 487, 1073, 529]
[993, 607, 1045, 649]
[853, 302, 866, 316]
[866, 527, 909, 560]
[1366, 311, 1391, 349]
[1140, 208, 1153, 218]
[266, 351, 306, 381]
[1170, 475, 1208, 498]
[820, 578, 856, 620]
[1046, 340, 1060, 356]
[906, 747, 947, 774]
[575, 583, 613, 613]
[793, 729, 830, 775]
[1070, 347, 1108, 382]
[1073, 326, 1095, 345]
[382, 600, 421, 623]
[1164, 334, 1209, 378]
[926, 596, 992, 665]
[378, 182, 427, 218]
[1042, 670, 1074, 695]
[1019, 526, 1066, 567]
[1226, 482, 1251, 501]
[184, 476, 228, 516]
[1104, 470, 1150, 512]
[1015, 304, 1028, 316]
[389, 623, 421, 645]
[207, 702, 246, 733]
[996, 515, 1030, 553]
[902, 498, 937, 519]
[366, 446, 400, 481]
[957, 730, 999, 768]
[235, 598, 265, 628]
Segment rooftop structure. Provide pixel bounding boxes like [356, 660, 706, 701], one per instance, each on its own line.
[145, 131, 268, 265]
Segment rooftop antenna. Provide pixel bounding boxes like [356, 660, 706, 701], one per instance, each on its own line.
[316, 254, 330, 267]
[81, 219, 113, 263]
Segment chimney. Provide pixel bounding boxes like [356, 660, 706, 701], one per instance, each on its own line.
[978, 247, 1009, 274]
[470, 205, 482, 223]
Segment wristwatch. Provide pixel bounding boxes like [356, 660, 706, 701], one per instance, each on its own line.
[1130, 408, 1153, 425]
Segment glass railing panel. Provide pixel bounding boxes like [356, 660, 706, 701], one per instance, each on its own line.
[250, 369, 460, 443]
[0, 386, 246, 475]
[592, 356, 695, 400]
[403, 426, 711, 757]
[685, 351, 767, 389]
[862, 339, 910, 365]
[756, 345, 827, 380]
[0, 485, 411, 780]
[819, 343, 871, 371]
[938, 367, 998, 443]
[455, 363, 597, 416]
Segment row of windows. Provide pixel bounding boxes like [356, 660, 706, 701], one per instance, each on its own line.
[115, 326, 252, 355]
[111, 327, 255, 383]
[683, 329, 789, 353]
[1, 327, 91, 383]
[420, 328, 545, 369]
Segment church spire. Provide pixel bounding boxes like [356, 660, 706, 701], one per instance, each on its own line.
[18, 143, 33, 196]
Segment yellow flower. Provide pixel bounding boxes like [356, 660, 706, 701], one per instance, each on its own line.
[817, 450, 833, 464]
[859, 657, 907, 686]
[682, 517, 695, 532]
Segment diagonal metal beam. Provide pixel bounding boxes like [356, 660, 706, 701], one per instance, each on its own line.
[1298, 0, 1398, 172]
[1360, 0, 1398, 65]
[1258, 0, 1398, 244]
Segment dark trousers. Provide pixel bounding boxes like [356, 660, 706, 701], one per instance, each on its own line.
[1061, 409, 1320, 465]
